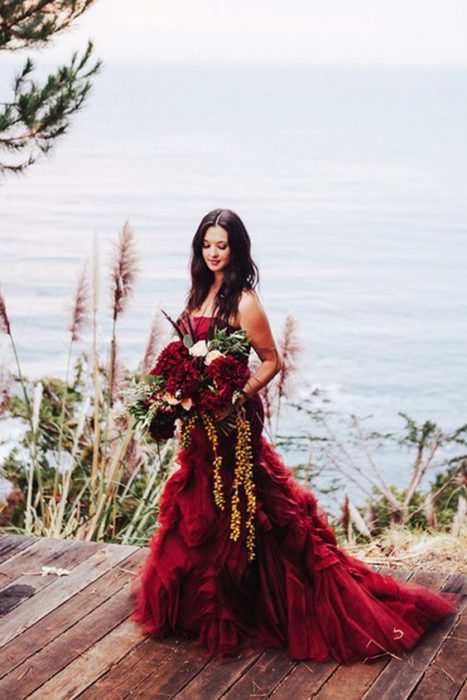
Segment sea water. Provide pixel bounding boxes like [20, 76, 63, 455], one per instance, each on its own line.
[1, 64, 466, 507]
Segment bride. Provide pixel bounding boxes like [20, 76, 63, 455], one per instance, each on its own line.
[130, 208, 458, 663]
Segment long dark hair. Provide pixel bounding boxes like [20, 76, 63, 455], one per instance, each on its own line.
[181, 208, 260, 327]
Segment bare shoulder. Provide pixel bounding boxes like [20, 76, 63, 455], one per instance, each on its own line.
[237, 288, 264, 319]
[237, 288, 270, 336]
[236, 288, 281, 368]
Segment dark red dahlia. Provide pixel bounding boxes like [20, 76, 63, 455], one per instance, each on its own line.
[206, 355, 250, 388]
[199, 356, 250, 412]
[149, 341, 188, 377]
[165, 359, 202, 398]
[149, 405, 177, 442]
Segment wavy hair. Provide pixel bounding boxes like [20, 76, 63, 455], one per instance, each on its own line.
[180, 208, 260, 327]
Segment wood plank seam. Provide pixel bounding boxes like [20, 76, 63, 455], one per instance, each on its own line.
[0, 543, 139, 647]
[0, 548, 147, 682]
[362, 572, 465, 700]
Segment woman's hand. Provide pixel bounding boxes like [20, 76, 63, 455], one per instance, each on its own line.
[214, 402, 236, 422]
[214, 392, 247, 422]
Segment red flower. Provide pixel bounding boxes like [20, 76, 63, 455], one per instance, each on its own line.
[139, 334, 251, 439]
[149, 341, 188, 377]
[207, 355, 250, 387]
[149, 405, 177, 442]
[198, 356, 250, 412]
[166, 359, 203, 398]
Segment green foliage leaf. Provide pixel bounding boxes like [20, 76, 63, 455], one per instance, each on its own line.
[183, 333, 194, 349]
[1, 16, 101, 175]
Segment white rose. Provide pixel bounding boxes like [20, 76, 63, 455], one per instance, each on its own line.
[189, 340, 208, 357]
[204, 349, 224, 365]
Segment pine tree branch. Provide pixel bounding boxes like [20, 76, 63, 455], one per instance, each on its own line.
[0, 39, 101, 175]
[0, 1, 96, 51]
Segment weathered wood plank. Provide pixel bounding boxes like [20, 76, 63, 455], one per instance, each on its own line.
[0, 533, 34, 542]
[174, 650, 263, 700]
[0, 537, 462, 700]
[28, 616, 147, 699]
[0, 582, 36, 615]
[0, 538, 104, 619]
[409, 603, 467, 700]
[0, 536, 73, 584]
[0, 547, 147, 681]
[0, 534, 31, 548]
[318, 658, 390, 700]
[456, 681, 467, 699]
[221, 647, 296, 700]
[126, 638, 211, 699]
[76, 636, 182, 699]
[312, 569, 417, 700]
[363, 572, 466, 700]
[0, 534, 37, 563]
[271, 658, 338, 699]
[0, 541, 138, 647]
[0, 579, 145, 698]
[174, 567, 402, 699]
[269, 569, 422, 699]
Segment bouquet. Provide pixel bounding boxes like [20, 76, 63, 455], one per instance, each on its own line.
[125, 311, 251, 441]
[123, 310, 257, 560]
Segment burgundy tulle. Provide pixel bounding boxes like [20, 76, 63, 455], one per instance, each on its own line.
[130, 317, 460, 663]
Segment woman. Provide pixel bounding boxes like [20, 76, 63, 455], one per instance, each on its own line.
[130, 208, 459, 663]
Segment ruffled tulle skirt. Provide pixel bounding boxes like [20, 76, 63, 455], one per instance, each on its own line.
[130, 396, 460, 663]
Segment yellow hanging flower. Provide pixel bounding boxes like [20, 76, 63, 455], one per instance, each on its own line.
[179, 413, 198, 449]
[201, 411, 226, 510]
[179, 406, 257, 561]
[231, 405, 257, 561]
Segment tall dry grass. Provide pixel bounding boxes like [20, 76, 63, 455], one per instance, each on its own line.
[0, 222, 170, 545]
[258, 320, 466, 549]
[284, 393, 467, 546]
[0, 238, 465, 555]
[343, 526, 467, 574]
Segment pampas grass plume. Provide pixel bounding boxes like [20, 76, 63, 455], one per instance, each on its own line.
[139, 312, 162, 376]
[111, 220, 138, 321]
[341, 492, 351, 540]
[69, 265, 90, 342]
[277, 314, 301, 400]
[0, 291, 11, 335]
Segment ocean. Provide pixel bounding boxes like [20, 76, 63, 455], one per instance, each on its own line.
[1, 63, 466, 504]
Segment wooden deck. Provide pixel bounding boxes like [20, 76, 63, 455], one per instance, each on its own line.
[0, 534, 464, 700]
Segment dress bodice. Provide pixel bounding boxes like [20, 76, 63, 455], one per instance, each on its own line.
[189, 315, 237, 340]
[187, 315, 252, 364]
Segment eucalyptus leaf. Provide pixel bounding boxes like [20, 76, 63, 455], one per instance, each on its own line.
[183, 334, 194, 349]
[144, 374, 162, 384]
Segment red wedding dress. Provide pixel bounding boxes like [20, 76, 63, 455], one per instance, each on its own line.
[130, 315, 460, 663]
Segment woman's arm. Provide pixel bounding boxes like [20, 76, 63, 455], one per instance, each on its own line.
[213, 290, 283, 420]
[237, 289, 283, 399]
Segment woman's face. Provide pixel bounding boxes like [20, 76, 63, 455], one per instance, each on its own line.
[202, 225, 231, 274]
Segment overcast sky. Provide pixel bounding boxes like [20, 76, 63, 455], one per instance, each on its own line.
[15, 0, 467, 66]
